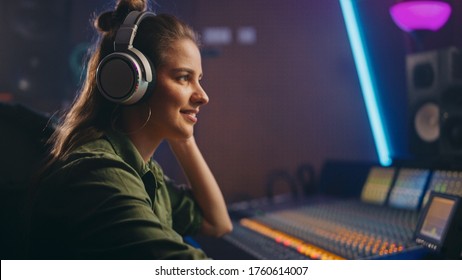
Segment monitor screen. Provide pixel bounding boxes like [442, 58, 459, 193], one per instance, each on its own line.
[419, 196, 455, 242]
[360, 167, 395, 205]
[422, 170, 462, 208]
[388, 168, 430, 210]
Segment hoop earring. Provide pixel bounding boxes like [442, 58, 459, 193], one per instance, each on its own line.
[111, 103, 152, 135]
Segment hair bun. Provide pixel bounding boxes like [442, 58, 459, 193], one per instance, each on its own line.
[95, 11, 114, 33]
[94, 1, 148, 34]
[117, 0, 147, 13]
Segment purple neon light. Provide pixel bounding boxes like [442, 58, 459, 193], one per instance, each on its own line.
[390, 1, 452, 32]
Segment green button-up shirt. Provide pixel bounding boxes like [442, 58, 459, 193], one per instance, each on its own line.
[29, 130, 208, 259]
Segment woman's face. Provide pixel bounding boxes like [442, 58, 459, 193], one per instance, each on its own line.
[147, 38, 209, 141]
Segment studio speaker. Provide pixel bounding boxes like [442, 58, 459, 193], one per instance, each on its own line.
[440, 48, 462, 158]
[406, 47, 462, 159]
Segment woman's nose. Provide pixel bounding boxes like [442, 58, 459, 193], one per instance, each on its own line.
[192, 84, 209, 105]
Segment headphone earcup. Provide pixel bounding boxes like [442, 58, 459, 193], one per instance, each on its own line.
[96, 48, 155, 105]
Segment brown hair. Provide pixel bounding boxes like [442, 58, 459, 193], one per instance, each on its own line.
[48, 0, 200, 161]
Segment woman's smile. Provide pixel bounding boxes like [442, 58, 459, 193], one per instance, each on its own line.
[180, 109, 199, 123]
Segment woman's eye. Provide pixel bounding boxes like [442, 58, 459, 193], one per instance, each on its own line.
[178, 75, 189, 82]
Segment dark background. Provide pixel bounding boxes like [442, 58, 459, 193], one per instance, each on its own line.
[0, 0, 461, 203]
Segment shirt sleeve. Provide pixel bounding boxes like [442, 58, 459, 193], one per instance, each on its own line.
[33, 153, 208, 260]
[163, 175, 204, 236]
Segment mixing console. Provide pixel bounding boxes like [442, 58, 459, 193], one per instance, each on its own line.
[223, 221, 313, 260]
[221, 166, 461, 260]
[225, 199, 420, 259]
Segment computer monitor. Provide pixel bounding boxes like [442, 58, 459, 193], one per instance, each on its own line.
[388, 168, 430, 210]
[415, 192, 462, 259]
[360, 167, 395, 205]
[422, 170, 462, 208]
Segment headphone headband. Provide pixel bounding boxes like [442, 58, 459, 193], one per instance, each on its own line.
[114, 11, 157, 51]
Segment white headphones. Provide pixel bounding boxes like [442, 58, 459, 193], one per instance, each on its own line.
[96, 11, 156, 105]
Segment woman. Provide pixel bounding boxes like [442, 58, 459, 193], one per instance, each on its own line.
[27, 0, 232, 259]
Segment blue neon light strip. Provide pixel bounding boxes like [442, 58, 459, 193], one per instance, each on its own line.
[339, 0, 392, 166]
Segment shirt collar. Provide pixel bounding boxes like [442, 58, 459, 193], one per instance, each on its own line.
[104, 130, 152, 177]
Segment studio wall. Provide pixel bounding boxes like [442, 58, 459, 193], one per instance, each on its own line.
[192, 0, 377, 201]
